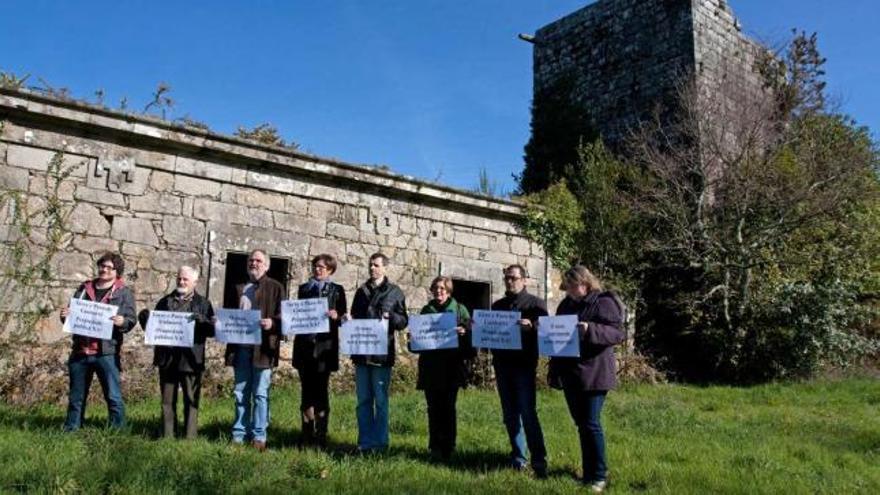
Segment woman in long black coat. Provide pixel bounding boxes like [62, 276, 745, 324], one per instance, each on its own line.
[292, 254, 347, 447]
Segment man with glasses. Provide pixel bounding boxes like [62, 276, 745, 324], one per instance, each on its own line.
[59, 251, 137, 431]
[223, 249, 284, 451]
[490, 264, 549, 477]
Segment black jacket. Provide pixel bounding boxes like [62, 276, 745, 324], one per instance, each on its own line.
[292, 280, 348, 373]
[414, 297, 474, 390]
[350, 278, 408, 367]
[489, 289, 548, 368]
[140, 290, 215, 373]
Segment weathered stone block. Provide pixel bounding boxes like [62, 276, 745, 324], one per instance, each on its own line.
[175, 156, 233, 182]
[244, 207, 274, 228]
[161, 216, 206, 248]
[149, 170, 175, 192]
[74, 185, 126, 207]
[192, 199, 246, 224]
[129, 192, 181, 215]
[111, 217, 159, 247]
[307, 200, 338, 220]
[72, 235, 118, 254]
[52, 252, 94, 281]
[234, 188, 282, 212]
[0, 166, 29, 191]
[427, 241, 463, 257]
[375, 213, 399, 236]
[68, 203, 111, 236]
[326, 222, 359, 241]
[510, 237, 531, 256]
[285, 195, 309, 213]
[151, 250, 201, 273]
[5, 144, 90, 177]
[454, 231, 491, 250]
[310, 237, 346, 258]
[174, 175, 221, 198]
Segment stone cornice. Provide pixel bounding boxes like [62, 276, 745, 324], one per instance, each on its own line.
[0, 87, 524, 221]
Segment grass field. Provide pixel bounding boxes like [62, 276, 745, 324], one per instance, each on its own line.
[0, 378, 878, 494]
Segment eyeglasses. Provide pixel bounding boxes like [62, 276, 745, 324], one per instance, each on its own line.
[98, 264, 116, 271]
[503, 276, 522, 281]
[314, 264, 329, 270]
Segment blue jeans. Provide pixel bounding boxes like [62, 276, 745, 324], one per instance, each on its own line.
[232, 348, 273, 442]
[355, 364, 391, 451]
[494, 363, 546, 470]
[563, 388, 608, 483]
[64, 354, 125, 431]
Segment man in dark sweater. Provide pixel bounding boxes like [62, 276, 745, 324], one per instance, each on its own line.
[490, 264, 548, 477]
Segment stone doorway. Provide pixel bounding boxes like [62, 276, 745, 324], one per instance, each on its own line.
[450, 278, 491, 315]
[222, 252, 290, 309]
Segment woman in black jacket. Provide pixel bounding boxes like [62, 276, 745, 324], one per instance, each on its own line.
[292, 254, 347, 447]
[550, 265, 625, 493]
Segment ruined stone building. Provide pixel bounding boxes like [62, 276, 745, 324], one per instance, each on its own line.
[530, 0, 764, 144]
[0, 88, 551, 402]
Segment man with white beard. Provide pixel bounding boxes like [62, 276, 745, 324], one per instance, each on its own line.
[139, 265, 215, 439]
[222, 249, 284, 451]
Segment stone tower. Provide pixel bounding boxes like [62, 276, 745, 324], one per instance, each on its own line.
[531, 0, 763, 144]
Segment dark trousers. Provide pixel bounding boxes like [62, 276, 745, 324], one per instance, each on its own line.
[159, 368, 202, 439]
[494, 363, 547, 470]
[563, 388, 608, 483]
[299, 368, 331, 413]
[424, 386, 459, 457]
[64, 354, 125, 431]
[299, 368, 331, 445]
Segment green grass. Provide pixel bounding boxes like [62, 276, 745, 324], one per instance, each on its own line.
[1, 379, 878, 494]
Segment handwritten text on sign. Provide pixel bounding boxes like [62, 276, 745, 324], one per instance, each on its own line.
[145, 311, 195, 348]
[340, 319, 389, 355]
[63, 298, 117, 339]
[472, 310, 522, 350]
[538, 315, 580, 357]
[214, 309, 262, 345]
[408, 312, 458, 351]
[281, 298, 329, 336]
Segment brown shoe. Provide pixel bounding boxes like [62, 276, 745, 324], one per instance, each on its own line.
[252, 440, 267, 452]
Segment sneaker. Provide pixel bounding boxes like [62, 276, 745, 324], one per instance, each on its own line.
[533, 466, 548, 479]
[589, 480, 607, 493]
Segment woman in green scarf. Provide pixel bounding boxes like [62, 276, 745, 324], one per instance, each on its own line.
[414, 276, 473, 459]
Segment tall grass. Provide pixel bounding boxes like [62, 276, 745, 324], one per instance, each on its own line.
[0, 379, 877, 493]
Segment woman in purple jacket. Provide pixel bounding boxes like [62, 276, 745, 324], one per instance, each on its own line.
[549, 265, 625, 493]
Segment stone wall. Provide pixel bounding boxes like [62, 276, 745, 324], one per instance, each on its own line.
[0, 88, 555, 404]
[532, 0, 764, 144]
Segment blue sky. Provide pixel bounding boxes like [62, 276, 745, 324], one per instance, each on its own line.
[2, 1, 876, 193]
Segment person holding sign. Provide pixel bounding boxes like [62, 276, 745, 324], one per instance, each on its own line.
[549, 266, 625, 493]
[292, 254, 347, 448]
[138, 265, 215, 439]
[490, 264, 548, 477]
[59, 252, 136, 432]
[222, 249, 284, 451]
[348, 253, 408, 453]
[412, 276, 472, 460]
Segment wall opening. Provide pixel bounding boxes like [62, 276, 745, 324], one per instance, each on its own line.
[222, 252, 290, 309]
[451, 278, 491, 315]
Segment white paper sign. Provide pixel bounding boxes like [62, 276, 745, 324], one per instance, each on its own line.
[63, 298, 117, 339]
[281, 298, 330, 336]
[472, 310, 522, 350]
[538, 315, 580, 357]
[340, 319, 389, 355]
[214, 309, 262, 345]
[144, 310, 195, 348]
[409, 313, 459, 351]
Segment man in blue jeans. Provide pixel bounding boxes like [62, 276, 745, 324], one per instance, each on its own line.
[348, 253, 408, 453]
[490, 264, 549, 477]
[222, 249, 284, 451]
[60, 252, 137, 431]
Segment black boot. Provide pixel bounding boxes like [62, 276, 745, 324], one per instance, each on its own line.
[301, 412, 316, 447]
[315, 410, 329, 449]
